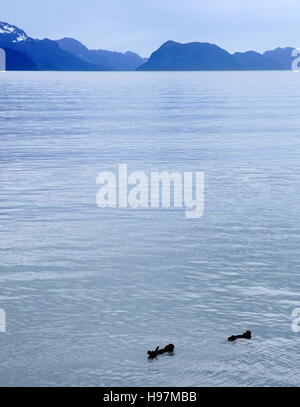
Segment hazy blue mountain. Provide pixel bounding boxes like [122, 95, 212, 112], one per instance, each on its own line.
[57, 37, 147, 70]
[2, 47, 37, 70]
[137, 40, 240, 71]
[233, 51, 282, 70]
[137, 40, 293, 71]
[0, 22, 295, 71]
[0, 22, 109, 71]
[263, 47, 295, 70]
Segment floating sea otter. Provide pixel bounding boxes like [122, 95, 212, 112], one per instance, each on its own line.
[228, 330, 252, 342]
[147, 343, 175, 359]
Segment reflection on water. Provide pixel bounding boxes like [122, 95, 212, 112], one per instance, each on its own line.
[0, 71, 300, 386]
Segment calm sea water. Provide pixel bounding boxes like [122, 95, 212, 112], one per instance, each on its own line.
[1, 71, 300, 387]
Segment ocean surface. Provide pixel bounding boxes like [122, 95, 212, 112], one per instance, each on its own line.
[1, 71, 300, 387]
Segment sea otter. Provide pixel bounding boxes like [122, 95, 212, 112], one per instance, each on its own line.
[228, 330, 252, 342]
[147, 344, 175, 359]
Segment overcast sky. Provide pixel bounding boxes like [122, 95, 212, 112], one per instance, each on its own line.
[1, 0, 299, 57]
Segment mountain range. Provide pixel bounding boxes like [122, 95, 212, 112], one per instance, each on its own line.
[0, 21, 295, 71]
[0, 22, 146, 71]
[57, 37, 147, 70]
[137, 40, 294, 71]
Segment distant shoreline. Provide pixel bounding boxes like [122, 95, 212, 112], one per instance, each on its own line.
[1, 69, 292, 72]
[0, 22, 296, 72]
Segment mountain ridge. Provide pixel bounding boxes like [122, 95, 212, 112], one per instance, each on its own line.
[0, 22, 295, 71]
[137, 40, 292, 71]
[57, 37, 147, 70]
[0, 21, 109, 71]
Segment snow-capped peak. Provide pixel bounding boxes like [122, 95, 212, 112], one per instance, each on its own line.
[0, 22, 29, 42]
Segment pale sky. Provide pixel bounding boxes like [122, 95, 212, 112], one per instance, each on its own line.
[1, 0, 299, 57]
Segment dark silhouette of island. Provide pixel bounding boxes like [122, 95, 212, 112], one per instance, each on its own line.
[137, 40, 293, 71]
[137, 40, 241, 71]
[263, 47, 296, 70]
[0, 22, 296, 71]
[233, 51, 280, 70]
